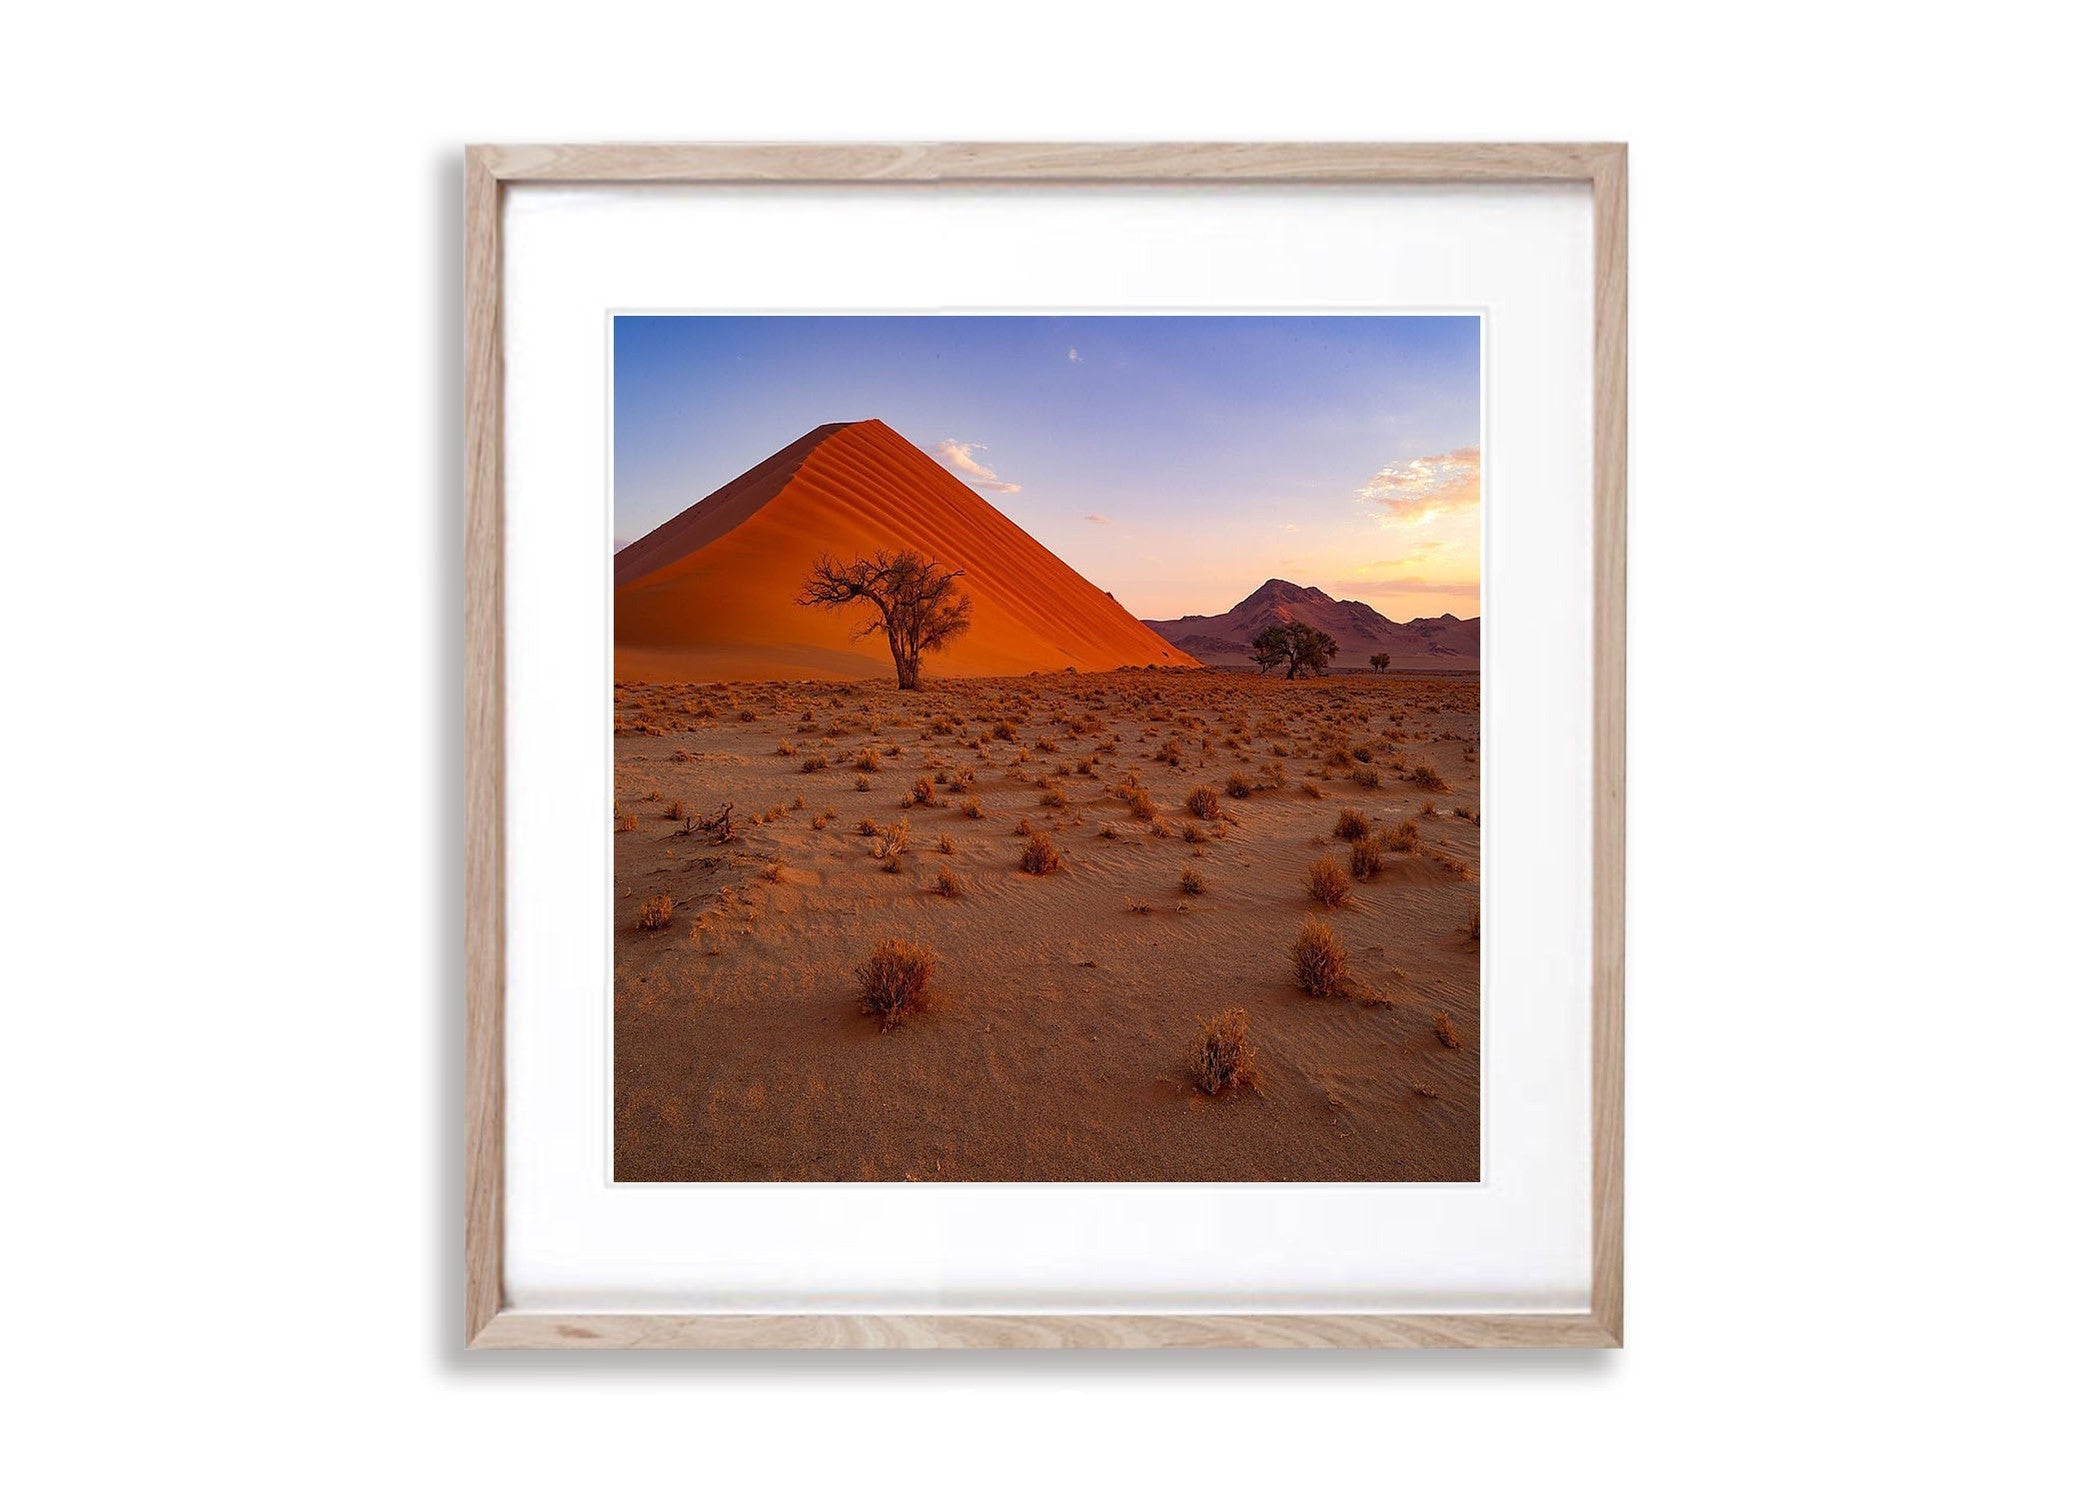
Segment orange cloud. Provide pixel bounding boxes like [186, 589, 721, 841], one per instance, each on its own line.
[1357, 447, 1480, 524]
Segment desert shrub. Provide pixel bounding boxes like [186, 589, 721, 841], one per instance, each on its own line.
[1290, 916, 1349, 997]
[615, 811, 638, 833]
[1350, 765, 1382, 790]
[854, 774, 871, 792]
[1409, 763, 1450, 792]
[1192, 1009, 1261, 1096]
[1349, 838, 1383, 880]
[1180, 865, 1206, 895]
[1334, 807, 1371, 841]
[961, 795, 985, 819]
[1125, 785, 1157, 819]
[1019, 831, 1061, 874]
[1432, 1010, 1464, 1049]
[1388, 820, 1421, 854]
[934, 866, 961, 898]
[1040, 784, 1069, 809]
[1300, 780, 1325, 799]
[637, 895, 674, 931]
[1305, 856, 1352, 908]
[1181, 822, 1208, 844]
[854, 748, 881, 772]
[936, 832, 956, 855]
[1224, 773, 1254, 799]
[912, 775, 941, 806]
[857, 939, 935, 1031]
[1185, 785, 1222, 819]
[993, 720, 1018, 741]
[776, 740, 795, 756]
[762, 861, 786, 883]
[801, 754, 828, 773]
[1155, 738, 1184, 766]
[665, 799, 687, 821]
[855, 816, 879, 836]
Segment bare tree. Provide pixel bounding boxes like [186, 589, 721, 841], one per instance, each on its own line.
[1249, 621, 1339, 680]
[1369, 653, 1391, 673]
[797, 549, 972, 690]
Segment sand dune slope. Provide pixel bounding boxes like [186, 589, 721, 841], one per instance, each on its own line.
[616, 419, 1199, 683]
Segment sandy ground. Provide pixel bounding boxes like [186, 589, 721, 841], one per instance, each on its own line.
[613, 669, 1480, 1182]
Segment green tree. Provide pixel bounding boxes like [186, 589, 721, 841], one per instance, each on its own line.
[1249, 621, 1340, 680]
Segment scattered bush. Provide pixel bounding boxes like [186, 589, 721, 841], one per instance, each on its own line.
[1432, 1010, 1465, 1049]
[665, 799, 687, 821]
[857, 938, 935, 1031]
[1019, 831, 1062, 874]
[1039, 784, 1069, 809]
[1192, 1009, 1261, 1096]
[1334, 807, 1371, 841]
[1305, 856, 1352, 908]
[1180, 865, 1206, 895]
[912, 775, 941, 806]
[801, 754, 828, 773]
[1349, 838, 1383, 880]
[1125, 786, 1157, 820]
[1350, 765, 1382, 790]
[615, 811, 638, 832]
[1186, 784, 1222, 819]
[1408, 763, 1451, 793]
[1224, 773, 1254, 799]
[1290, 916, 1349, 997]
[637, 895, 674, 931]
[934, 866, 961, 898]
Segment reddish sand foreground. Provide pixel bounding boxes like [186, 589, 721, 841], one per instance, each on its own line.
[614, 669, 1480, 1182]
[615, 419, 1200, 683]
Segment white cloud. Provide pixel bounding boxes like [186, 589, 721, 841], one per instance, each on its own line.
[1067, 347, 1082, 363]
[932, 438, 1022, 494]
[1084, 514, 1112, 525]
[1356, 447, 1481, 524]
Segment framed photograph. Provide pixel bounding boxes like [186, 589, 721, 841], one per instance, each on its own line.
[466, 143, 1625, 1348]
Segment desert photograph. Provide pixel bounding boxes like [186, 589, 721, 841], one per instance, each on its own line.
[612, 315, 1482, 1181]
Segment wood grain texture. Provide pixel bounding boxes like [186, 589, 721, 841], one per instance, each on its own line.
[463, 146, 506, 1343]
[475, 140, 1620, 185]
[1589, 146, 1629, 1343]
[472, 1312, 1619, 1351]
[462, 142, 1628, 1349]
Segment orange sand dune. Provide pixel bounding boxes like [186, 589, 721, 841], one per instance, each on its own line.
[615, 419, 1200, 683]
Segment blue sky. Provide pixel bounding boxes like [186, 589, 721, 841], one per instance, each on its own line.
[614, 315, 1481, 621]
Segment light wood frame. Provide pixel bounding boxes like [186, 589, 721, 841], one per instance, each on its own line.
[465, 142, 1626, 1350]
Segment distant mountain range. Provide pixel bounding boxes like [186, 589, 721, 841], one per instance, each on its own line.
[1142, 578, 1479, 671]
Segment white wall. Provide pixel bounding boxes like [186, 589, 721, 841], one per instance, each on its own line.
[4, 4, 2090, 1495]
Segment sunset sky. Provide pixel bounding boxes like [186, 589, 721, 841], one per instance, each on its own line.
[614, 315, 1480, 622]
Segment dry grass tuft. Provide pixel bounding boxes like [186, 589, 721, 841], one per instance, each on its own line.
[857, 938, 935, 1031]
[1039, 784, 1069, 809]
[1180, 864, 1206, 895]
[665, 799, 687, 821]
[801, 754, 828, 773]
[1192, 1009, 1261, 1096]
[961, 795, 985, 819]
[1349, 837, 1384, 880]
[1124, 785, 1157, 820]
[933, 866, 962, 899]
[1290, 915, 1350, 996]
[616, 811, 638, 833]
[1408, 763, 1451, 792]
[1432, 1010, 1464, 1049]
[637, 895, 674, 931]
[1224, 772, 1255, 799]
[1305, 856, 1352, 908]
[1019, 830, 1062, 874]
[1185, 784, 1222, 819]
[1350, 765, 1382, 790]
[1334, 807, 1371, 841]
